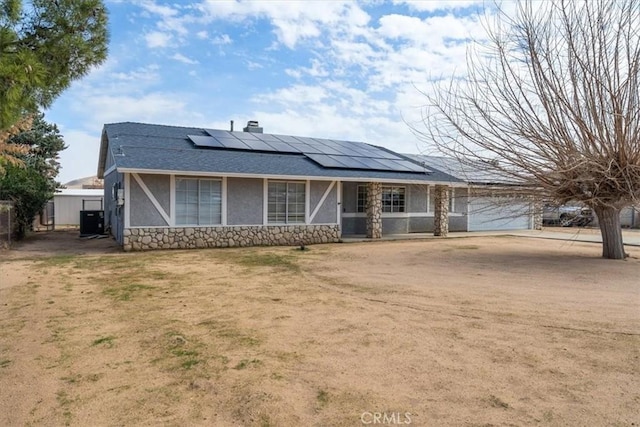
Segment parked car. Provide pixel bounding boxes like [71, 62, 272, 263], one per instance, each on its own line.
[542, 204, 594, 227]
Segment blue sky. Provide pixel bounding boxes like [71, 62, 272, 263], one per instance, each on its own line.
[45, 0, 492, 183]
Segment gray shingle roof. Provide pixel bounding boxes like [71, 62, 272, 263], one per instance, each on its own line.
[404, 154, 518, 185]
[101, 122, 462, 183]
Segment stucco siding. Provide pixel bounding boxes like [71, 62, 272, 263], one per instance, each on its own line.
[382, 217, 408, 234]
[408, 185, 428, 212]
[449, 215, 467, 231]
[310, 181, 337, 224]
[130, 175, 168, 227]
[227, 177, 263, 225]
[409, 217, 432, 233]
[138, 174, 170, 215]
[341, 217, 366, 235]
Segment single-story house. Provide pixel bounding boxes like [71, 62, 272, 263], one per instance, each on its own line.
[98, 121, 480, 251]
[406, 155, 541, 231]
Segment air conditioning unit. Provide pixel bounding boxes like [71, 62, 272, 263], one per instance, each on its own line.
[80, 210, 104, 236]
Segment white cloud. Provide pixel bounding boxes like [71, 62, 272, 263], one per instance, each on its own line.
[145, 31, 172, 48]
[246, 60, 263, 70]
[393, 0, 484, 12]
[171, 53, 199, 64]
[139, 1, 179, 18]
[196, 1, 370, 48]
[48, 1, 510, 181]
[253, 84, 329, 106]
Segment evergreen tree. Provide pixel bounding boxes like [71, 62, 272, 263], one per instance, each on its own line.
[0, 113, 66, 238]
[0, 0, 108, 130]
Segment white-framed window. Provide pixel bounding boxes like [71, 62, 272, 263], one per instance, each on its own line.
[382, 186, 405, 213]
[357, 185, 406, 213]
[357, 185, 368, 213]
[428, 187, 456, 213]
[176, 178, 222, 225]
[268, 181, 305, 224]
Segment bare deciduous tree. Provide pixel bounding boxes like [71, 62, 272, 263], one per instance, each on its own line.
[415, 0, 639, 259]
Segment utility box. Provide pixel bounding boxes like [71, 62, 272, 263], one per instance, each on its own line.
[80, 210, 104, 236]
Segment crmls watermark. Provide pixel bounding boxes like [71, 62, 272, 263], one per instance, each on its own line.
[361, 412, 412, 425]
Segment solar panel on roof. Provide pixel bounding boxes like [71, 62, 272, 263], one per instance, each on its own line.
[205, 129, 233, 138]
[393, 159, 431, 173]
[251, 133, 281, 141]
[288, 142, 319, 153]
[349, 156, 393, 170]
[332, 145, 363, 156]
[371, 158, 406, 171]
[214, 137, 251, 150]
[305, 153, 350, 168]
[242, 139, 278, 151]
[270, 134, 301, 144]
[262, 141, 300, 153]
[193, 129, 428, 173]
[362, 146, 396, 159]
[189, 135, 224, 148]
[308, 144, 343, 156]
[330, 156, 374, 169]
[309, 138, 341, 148]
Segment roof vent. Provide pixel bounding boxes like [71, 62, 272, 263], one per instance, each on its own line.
[243, 120, 263, 133]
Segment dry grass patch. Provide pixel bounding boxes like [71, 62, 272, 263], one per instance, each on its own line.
[0, 237, 638, 426]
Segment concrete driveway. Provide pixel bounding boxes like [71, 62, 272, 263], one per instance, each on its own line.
[343, 228, 640, 247]
[511, 228, 640, 247]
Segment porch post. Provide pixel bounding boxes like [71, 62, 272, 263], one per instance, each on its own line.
[433, 185, 449, 237]
[366, 182, 382, 239]
[532, 198, 543, 230]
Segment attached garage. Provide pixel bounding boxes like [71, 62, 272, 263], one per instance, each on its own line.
[467, 197, 533, 231]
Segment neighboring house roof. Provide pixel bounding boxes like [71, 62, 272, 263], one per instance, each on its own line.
[63, 176, 104, 189]
[55, 189, 104, 197]
[98, 122, 462, 184]
[405, 154, 518, 185]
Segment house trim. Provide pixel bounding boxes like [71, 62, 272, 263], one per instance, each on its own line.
[124, 173, 130, 229]
[123, 223, 340, 230]
[116, 167, 464, 187]
[341, 212, 465, 218]
[305, 180, 310, 224]
[103, 163, 117, 177]
[221, 176, 228, 226]
[169, 175, 176, 227]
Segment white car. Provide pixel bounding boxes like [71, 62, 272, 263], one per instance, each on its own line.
[542, 204, 594, 227]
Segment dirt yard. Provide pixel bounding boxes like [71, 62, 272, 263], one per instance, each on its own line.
[0, 232, 638, 426]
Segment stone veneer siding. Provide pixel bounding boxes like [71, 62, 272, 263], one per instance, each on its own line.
[433, 185, 449, 237]
[122, 224, 340, 251]
[533, 200, 543, 230]
[366, 182, 382, 239]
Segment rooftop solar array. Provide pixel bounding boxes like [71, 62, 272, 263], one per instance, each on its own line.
[187, 130, 430, 174]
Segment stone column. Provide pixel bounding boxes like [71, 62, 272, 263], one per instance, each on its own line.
[366, 182, 382, 239]
[532, 198, 543, 230]
[433, 185, 449, 237]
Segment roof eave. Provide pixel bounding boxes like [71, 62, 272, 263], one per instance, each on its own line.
[115, 167, 466, 187]
[96, 127, 109, 179]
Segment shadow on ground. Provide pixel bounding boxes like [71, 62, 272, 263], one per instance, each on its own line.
[1, 230, 121, 259]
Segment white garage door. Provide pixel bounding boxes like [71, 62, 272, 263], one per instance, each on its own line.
[468, 197, 532, 231]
